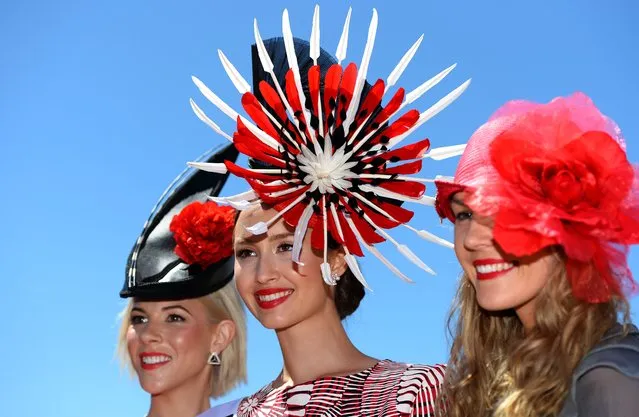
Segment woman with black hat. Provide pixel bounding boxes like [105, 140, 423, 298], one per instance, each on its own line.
[117, 144, 247, 417]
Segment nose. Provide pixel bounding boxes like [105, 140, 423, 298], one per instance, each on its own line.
[138, 320, 162, 344]
[255, 252, 278, 285]
[463, 216, 494, 251]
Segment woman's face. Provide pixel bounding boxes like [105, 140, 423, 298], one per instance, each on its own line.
[450, 192, 557, 327]
[126, 298, 223, 396]
[234, 206, 342, 330]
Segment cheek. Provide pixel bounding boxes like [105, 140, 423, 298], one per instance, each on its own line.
[170, 324, 211, 358]
[520, 262, 552, 297]
[453, 226, 472, 268]
[296, 244, 323, 275]
[234, 263, 254, 306]
[126, 327, 138, 360]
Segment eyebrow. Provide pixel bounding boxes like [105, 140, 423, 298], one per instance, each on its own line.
[131, 306, 146, 314]
[161, 305, 191, 315]
[450, 195, 469, 208]
[235, 231, 295, 245]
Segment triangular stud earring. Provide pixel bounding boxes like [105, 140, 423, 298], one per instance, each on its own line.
[207, 352, 221, 366]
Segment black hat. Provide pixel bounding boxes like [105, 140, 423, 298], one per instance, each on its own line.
[121, 143, 239, 301]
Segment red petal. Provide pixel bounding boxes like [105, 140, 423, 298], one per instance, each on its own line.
[362, 138, 431, 163]
[308, 65, 321, 118]
[246, 178, 298, 193]
[491, 209, 557, 256]
[342, 197, 385, 245]
[566, 131, 633, 204]
[360, 202, 400, 229]
[224, 160, 281, 182]
[323, 64, 343, 130]
[376, 200, 414, 224]
[377, 109, 420, 141]
[335, 211, 363, 256]
[258, 80, 287, 121]
[241, 92, 280, 139]
[285, 70, 311, 142]
[327, 208, 344, 245]
[378, 180, 426, 198]
[234, 134, 286, 168]
[490, 129, 547, 183]
[279, 199, 308, 229]
[235, 118, 281, 157]
[373, 88, 405, 126]
[335, 63, 358, 129]
[354, 79, 384, 127]
[382, 160, 423, 175]
[261, 186, 306, 206]
[285, 70, 303, 113]
[310, 213, 324, 251]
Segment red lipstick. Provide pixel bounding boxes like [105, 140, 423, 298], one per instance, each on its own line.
[254, 288, 293, 309]
[139, 352, 172, 371]
[473, 259, 515, 281]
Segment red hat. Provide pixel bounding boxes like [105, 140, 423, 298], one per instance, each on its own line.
[435, 92, 639, 302]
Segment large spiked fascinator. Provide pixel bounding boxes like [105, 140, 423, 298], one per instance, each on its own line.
[121, 144, 239, 301]
[435, 93, 639, 302]
[189, 6, 470, 286]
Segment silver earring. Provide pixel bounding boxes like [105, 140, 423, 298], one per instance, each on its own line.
[324, 271, 340, 286]
[207, 352, 221, 366]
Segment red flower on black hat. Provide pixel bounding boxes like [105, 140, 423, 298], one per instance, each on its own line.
[169, 201, 236, 268]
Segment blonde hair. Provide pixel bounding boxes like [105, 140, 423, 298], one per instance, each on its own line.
[117, 281, 247, 398]
[437, 253, 630, 417]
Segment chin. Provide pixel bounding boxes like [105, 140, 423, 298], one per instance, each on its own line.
[476, 293, 521, 312]
[139, 378, 175, 395]
[256, 314, 300, 331]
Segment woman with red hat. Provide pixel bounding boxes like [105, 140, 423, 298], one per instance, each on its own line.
[434, 93, 639, 417]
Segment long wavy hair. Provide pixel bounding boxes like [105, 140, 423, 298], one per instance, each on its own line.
[436, 251, 631, 417]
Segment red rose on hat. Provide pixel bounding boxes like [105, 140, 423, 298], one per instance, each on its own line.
[170, 201, 236, 268]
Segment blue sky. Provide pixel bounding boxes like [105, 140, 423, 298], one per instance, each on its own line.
[1, 1, 638, 416]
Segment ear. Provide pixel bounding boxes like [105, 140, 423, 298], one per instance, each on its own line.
[209, 319, 236, 355]
[328, 246, 348, 277]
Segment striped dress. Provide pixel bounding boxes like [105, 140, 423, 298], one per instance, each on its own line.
[235, 360, 446, 417]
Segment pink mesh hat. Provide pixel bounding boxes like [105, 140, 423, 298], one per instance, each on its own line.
[435, 92, 639, 302]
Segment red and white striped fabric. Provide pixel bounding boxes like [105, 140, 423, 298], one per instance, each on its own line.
[235, 360, 446, 417]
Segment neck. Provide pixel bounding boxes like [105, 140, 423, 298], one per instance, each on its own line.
[274, 303, 377, 385]
[515, 299, 537, 334]
[146, 376, 211, 417]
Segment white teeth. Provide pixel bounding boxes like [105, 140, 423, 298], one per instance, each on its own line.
[475, 262, 514, 274]
[141, 355, 171, 364]
[256, 290, 293, 303]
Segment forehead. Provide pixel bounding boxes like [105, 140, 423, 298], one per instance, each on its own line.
[235, 206, 293, 240]
[450, 191, 469, 207]
[132, 298, 202, 311]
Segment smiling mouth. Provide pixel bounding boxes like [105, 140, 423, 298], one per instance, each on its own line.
[140, 354, 172, 370]
[473, 259, 515, 280]
[255, 289, 293, 309]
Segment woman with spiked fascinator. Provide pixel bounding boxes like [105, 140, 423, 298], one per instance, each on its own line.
[188, 5, 469, 416]
[434, 93, 639, 417]
[117, 144, 247, 417]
